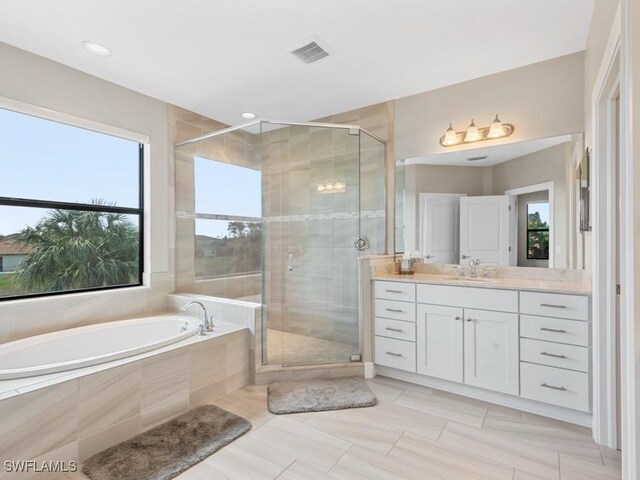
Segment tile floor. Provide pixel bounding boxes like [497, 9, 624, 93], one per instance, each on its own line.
[56, 376, 621, 480]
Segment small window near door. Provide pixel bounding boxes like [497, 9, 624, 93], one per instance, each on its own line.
[527, 202, 550, 260]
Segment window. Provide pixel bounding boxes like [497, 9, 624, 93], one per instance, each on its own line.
[527, 202, 550, 260]
[194, 157, 261, 279]
[0, 106, 144, 300]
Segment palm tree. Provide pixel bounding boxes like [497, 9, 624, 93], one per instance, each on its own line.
[14, 201, 139, 292]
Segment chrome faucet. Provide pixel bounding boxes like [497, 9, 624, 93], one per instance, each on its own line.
[469, 259, 481, 278]
[180, 300, 215, 335]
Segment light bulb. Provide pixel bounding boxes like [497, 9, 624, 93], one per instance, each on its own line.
[442, 123, 459, 146]
[487, 114, 504, 138]
[464, 119, 480, 142]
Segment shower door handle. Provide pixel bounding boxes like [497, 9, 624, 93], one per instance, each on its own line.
[354, 236, 370, 251]
[287, 251, 293, 271]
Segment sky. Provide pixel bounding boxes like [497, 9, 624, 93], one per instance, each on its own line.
[0, 107, 140, 236]
[528, 202, 550, 225]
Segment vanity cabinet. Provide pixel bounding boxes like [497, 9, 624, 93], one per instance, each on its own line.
[415, 304, 519, 394]
[416, 304, 463, 382]
[463, 309, 519, 395]
[374, 280, 591, 416]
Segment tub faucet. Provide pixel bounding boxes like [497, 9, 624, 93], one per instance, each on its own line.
[469, 258, 481, 278]
[180, 300, 215, 335]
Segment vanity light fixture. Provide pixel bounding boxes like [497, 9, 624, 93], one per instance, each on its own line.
[439, 114, 514, 147]
[317, 181, 346, 194]
[81, 41, 111, 57]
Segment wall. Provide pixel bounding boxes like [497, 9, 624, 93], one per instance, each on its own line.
[0, 42, 174, 343]
[395, 52, 585, 160]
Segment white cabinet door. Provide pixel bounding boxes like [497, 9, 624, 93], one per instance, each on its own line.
[463, 308, 519, 395]
[416, 304, 464, 382]
[419, 194, 465, 263]
[459, 195, 515, 265]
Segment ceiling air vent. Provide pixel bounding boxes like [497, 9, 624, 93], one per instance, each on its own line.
[467, 155, 489, 162]
[291, 41, 330, 64]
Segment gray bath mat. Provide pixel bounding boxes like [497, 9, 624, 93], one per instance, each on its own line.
[267, 377, 377, 414]
[82, 405, 251, 480]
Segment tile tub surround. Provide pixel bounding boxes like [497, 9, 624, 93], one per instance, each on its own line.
[0, 323, 248, 480]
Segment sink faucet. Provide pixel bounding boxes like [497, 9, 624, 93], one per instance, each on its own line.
[180, 300, 215, 335]
[469, 259, 481, 278]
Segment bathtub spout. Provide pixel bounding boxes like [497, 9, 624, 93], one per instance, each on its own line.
[180, 300, 215, 335]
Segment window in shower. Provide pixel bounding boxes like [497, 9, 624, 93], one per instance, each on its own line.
[0, 105, 144, 300]
[193, 157, 262, 280]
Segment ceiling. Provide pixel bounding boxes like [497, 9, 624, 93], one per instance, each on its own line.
[0, 1, 594, 126]
[403, 135, 574, 167]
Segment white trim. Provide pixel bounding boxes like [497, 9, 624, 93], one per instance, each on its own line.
[364, 362, 376, 379]
[0, 94, 150, 144]
[620, 0, 638, 476]
[591, 3, 622, 451]
[376, 366, 592, 427]
[505, 182, 555, 268]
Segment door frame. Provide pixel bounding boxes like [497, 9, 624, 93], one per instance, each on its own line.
[504, 182, 555, 268]
[591, 3, 622, 452]
[418, 193, 466, 259]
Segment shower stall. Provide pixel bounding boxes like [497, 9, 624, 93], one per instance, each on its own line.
[175, 120, 386, 367]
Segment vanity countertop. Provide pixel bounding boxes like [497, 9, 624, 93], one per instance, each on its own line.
[372, 272, 591, 295]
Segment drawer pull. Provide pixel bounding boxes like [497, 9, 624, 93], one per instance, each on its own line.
[385, 351, 403, 357]
[385, 289, 403, 293]
[454, 316, 461, 321]
[541, 383, 567, 391]
[540, 303, 567, 309]
[541, 352, 567, 359]
[540, 327, 567, 333]
[466, 318, 473, 322]
[386, 308, 403, 313]
[385, 327, 403, 332]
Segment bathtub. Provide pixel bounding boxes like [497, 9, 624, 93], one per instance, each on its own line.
[0, 315, 201, 380]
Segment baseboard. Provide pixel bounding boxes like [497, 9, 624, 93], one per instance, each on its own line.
[376, 366, 593, 428]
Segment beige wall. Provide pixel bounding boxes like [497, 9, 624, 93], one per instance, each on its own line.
[0, 42, 173, 343]
[395, 52, 585, 160]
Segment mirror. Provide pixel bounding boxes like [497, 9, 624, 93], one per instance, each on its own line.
[395, 134, 586, 269]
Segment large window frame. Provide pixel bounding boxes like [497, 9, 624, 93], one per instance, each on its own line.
[0, 99, 146, 301]
[526, 201, 550, 261]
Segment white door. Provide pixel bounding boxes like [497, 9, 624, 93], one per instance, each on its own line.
[419, 194, 465, 263]
[463, 308, 519, 395]
[416, 304, 464, 382]
[460, 195, 515, 265]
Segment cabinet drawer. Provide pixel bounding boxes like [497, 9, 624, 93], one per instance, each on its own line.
[521, 315, 589, 347]
[520, 292, 589, 321]
[375, 281, 416, 302]
[520, 362, 590, 412]
[374, 299, 416, 322]
[521, 338, 589, 373]
[375, 317, 416, 342]
[417, 284, 518, 312]
[375, 336, 416, 372]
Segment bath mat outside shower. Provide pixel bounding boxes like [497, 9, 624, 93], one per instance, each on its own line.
[82, 405, 251, 480]
[267, 377, 377, 414]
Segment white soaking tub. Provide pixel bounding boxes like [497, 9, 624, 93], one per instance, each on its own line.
[0, 315, 201, 380]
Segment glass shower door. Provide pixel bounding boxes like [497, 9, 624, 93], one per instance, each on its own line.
[261, 123, 363, 366]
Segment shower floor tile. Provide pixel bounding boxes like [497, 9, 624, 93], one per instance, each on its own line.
[265, 329, 358, 365]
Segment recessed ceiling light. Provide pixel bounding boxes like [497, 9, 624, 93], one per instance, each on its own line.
[241, 112, 256, 119]
[82, 41, 111, 57]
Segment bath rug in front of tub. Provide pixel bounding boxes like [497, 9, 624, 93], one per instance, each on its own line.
[82, 404, 251, 480]
[267, 376, 377, 414]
